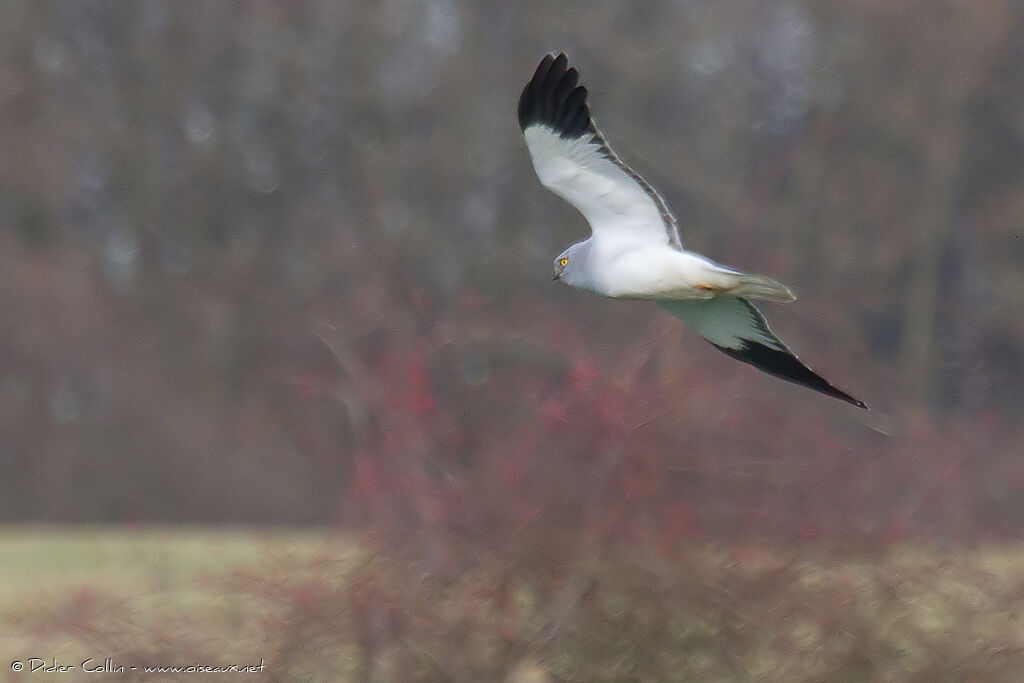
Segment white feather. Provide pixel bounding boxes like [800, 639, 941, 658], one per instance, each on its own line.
[523, 125, 678, 248]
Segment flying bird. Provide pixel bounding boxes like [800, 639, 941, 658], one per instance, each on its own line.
[518, 53, 866, 408]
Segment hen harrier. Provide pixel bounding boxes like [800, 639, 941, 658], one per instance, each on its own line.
[519, 53, 866, 408]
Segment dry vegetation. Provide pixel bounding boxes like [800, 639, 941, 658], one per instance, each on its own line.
[6, 529, 1024, 682]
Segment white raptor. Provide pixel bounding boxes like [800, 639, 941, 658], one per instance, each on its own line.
[519, 53, 866, 408]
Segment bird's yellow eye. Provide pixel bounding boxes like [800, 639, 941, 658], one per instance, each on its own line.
[559, 258, 569, 267]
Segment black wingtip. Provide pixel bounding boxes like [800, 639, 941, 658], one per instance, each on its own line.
[713, 341, 868, 409]
[518, 53, 596, 139]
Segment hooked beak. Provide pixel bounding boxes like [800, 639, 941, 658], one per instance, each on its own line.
[552, 272, 561, 281]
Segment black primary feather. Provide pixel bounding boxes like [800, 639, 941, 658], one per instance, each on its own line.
[712, 340, 868, 409]
[518, 53, 596, 139]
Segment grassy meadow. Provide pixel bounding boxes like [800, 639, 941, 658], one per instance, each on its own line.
[3, 527, 1024, 681]
[1, 527, 354, 680]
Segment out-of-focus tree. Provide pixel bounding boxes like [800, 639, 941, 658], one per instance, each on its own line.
[0, 0, 1022, 541]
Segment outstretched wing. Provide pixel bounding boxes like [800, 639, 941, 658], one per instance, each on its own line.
[518, 53, 683, 250]
[659, 296, 867, 408]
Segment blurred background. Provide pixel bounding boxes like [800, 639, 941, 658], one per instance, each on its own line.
[2, 0, 1024, 680]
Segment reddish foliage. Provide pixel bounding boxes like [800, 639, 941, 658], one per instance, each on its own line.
[272, 275, 1024, 567]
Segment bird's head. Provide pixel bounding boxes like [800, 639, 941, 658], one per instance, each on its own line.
[552, 245, 579, 284]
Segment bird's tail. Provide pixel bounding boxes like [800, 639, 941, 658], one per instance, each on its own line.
[726, 273, 796, 303]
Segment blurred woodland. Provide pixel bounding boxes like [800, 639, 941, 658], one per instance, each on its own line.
[1, 0, 1023, 550]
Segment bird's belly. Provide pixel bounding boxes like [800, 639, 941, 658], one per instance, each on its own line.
[597, 249, 721, 299]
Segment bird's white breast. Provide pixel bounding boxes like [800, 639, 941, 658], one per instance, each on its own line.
[587, 242, 726, 299]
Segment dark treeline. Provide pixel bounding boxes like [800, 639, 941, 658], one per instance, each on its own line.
[0, 1, 1022, 544]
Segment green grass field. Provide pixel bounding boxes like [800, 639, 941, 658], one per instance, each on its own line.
[0, 526, 334, 602]
[3, 527, 1024, 681]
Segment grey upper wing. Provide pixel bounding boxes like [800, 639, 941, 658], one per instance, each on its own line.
[518, 53, 683, 250]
